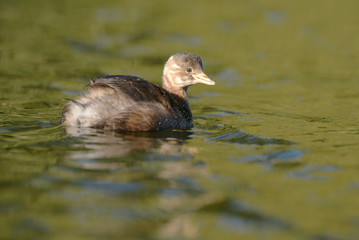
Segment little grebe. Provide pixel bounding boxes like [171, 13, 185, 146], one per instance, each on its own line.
[60, 52, 215, 131]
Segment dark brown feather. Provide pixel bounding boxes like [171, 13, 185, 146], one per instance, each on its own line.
[61, 75, 193, 131]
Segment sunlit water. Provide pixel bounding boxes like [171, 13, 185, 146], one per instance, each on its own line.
[1, 0, 358, 239]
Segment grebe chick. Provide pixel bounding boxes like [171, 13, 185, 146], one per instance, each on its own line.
[60, 52, 215, 131]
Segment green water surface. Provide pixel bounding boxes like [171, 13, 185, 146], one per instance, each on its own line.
[0, 0, 358, 239]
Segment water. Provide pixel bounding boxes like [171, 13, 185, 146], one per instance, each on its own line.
[1, 0, 359, 239]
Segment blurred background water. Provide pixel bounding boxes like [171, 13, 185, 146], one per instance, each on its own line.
[0, 0, 358, 239]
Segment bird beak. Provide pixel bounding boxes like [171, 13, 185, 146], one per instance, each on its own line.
[192, 73, 215, 85]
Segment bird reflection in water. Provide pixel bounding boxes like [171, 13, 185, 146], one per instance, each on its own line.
[61, 127, 217, 239]
[63, 127, 196, 165]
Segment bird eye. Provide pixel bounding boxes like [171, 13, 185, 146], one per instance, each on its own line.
[186, 67, 192, 73]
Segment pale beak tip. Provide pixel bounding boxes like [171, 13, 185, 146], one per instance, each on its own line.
[206, 81, 215, 86]
[193, 73, 216, 86]
[199, 79, 215, 86]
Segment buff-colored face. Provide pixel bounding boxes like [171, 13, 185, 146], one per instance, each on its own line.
[163, 53, 215, 88]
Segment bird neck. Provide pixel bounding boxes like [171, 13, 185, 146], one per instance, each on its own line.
[162, 74, 192, 123]
[162, 74, 188, 101]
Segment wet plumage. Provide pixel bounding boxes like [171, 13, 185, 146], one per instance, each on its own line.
[60, 53, 215, 131]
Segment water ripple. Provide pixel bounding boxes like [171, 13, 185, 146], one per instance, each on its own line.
[206, 130, 294, 145]
[286, 165, 341, 180]
[202, 199, 290, 231]
[231, 150, 303, 163]
[75, 179, 143, 195]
